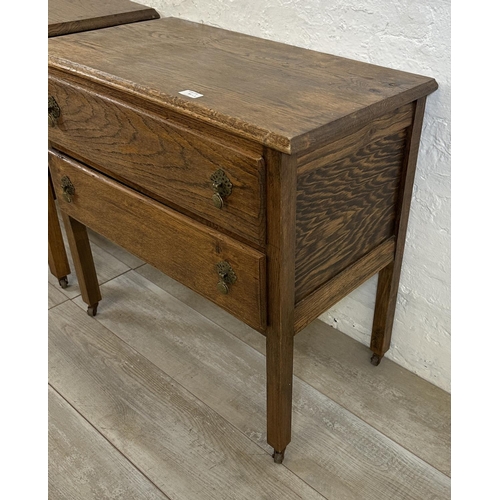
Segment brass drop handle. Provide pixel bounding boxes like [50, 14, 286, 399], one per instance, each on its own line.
[61, 175, 75, 203]
[48, 96, 61, 127]
[216, 261, 237, 294]
[210, 169, 233, 209]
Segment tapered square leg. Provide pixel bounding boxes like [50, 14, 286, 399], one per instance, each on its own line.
[266, 331, 294, 463]
[62, 213, 101, 316]
[48, 176, 70, 288]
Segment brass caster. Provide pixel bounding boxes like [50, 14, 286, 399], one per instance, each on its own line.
[273, 450, 285, 464]
[58, 276, 69, 289]
[370, 353, 382, 366]
[87, 303, 98, 317]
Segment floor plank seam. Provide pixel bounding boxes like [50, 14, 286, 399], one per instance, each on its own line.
[81, 265, 450, 479]
[51, 299, 330, 500]
[130, 278, 450, 478]
[48, 382, 173, 500]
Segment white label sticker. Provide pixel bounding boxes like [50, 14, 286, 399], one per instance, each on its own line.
[179, 90, 204, 98]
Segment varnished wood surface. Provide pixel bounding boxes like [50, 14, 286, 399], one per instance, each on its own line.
[48, 17, 437, 153]
[48, 0, 159, 37]
[49, 150, 266, 331]
[294, 238, 395, 333]
[49, 76, 266, 246]
[48, 224, 450, 498]
[48, 177, 71, 281]
[295, 126, 406, 302]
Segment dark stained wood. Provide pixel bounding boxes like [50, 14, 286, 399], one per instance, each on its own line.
[48, 176, 71, 282]
[265, 149, 297, 459]
[61, 212, 101, 313]
[48, 0, 159, 38]
[295, 127, 407, 303]
[48, 17, 437, 154]
[294, 238, 395, 334]
[49, 150, 267, 332]
[370, 98, 428, 359]
[48, 76, 266, 246]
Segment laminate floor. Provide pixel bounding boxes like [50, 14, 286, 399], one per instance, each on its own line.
[48, 220, 451, 500]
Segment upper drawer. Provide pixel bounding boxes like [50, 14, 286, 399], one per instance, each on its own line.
[48, 76, 266, 246]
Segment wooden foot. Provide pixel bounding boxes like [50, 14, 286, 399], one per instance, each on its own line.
[58, 276, 69, 289]
[87, 303, 98, 317]
[272, 449, 285, 464]
[370, 353, 382, 366]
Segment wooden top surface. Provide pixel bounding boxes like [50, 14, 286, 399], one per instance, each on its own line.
[48, 0, 159, 38]
[48, 17, 438, 153]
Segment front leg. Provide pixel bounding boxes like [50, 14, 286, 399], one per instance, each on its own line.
[266, 329, 294, 463]
[62, 213, 101, 316]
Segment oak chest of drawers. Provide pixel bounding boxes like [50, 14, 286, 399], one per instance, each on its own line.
[48, 17, 437, 462]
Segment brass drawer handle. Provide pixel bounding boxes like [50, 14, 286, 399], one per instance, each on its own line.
[216, 261, 237, 294]
[61, 175, 75, 203]
[48, 96, 60, 127]
[210, 169, 233, 209]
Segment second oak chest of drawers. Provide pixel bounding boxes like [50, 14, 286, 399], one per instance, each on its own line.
[48, 17, 437, 463]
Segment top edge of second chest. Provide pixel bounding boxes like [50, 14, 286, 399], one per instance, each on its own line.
[48, 17, 438, 156]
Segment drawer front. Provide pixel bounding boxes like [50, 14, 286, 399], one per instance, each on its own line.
[49, 149, 267, 332]
[48, 76, 266, 246]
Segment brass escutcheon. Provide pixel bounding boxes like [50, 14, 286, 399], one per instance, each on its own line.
[210, 169, 232, 209]
[48, 96, 60, 127]
[216, 261, 237, 294]
[61, 175, 75, 203]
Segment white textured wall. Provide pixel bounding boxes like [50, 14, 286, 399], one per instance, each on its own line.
[142, 0, 451, 392]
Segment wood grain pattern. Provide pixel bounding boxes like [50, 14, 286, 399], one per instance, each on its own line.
[48, 17, 437, 153]
[295, 130, 407, 302]
[49, 386, 169, 500]
[371, 98, 427, 358]
[48, 0, 159, 37]
[135, 263, 451, 476]
[62, 212, 102, 312]
[294, 238, 395, 333]
[68, 270, 450, 499]
[264, 150, 297, 458]
[48, 282, 68, 309]
[49, 150, 266, 331]
[49, 300, 327, 500]
[49, 76, 266, 246]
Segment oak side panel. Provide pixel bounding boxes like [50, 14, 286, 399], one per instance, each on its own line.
[295, 107, 411, 303]
[294, 238, 395, 333]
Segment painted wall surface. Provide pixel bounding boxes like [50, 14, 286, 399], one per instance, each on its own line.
[142, 0, 451, 392]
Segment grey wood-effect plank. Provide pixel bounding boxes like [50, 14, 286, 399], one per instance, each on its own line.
[74, 270, 450, 499]
[49, 282, 68, 309]
[137, 264, 451, 476]
[88, 229, 145, 270]
[49, 300, 327, 500]
[48, 386, 169, 500]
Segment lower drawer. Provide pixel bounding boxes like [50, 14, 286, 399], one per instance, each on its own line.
[49, 149, 267, 332]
